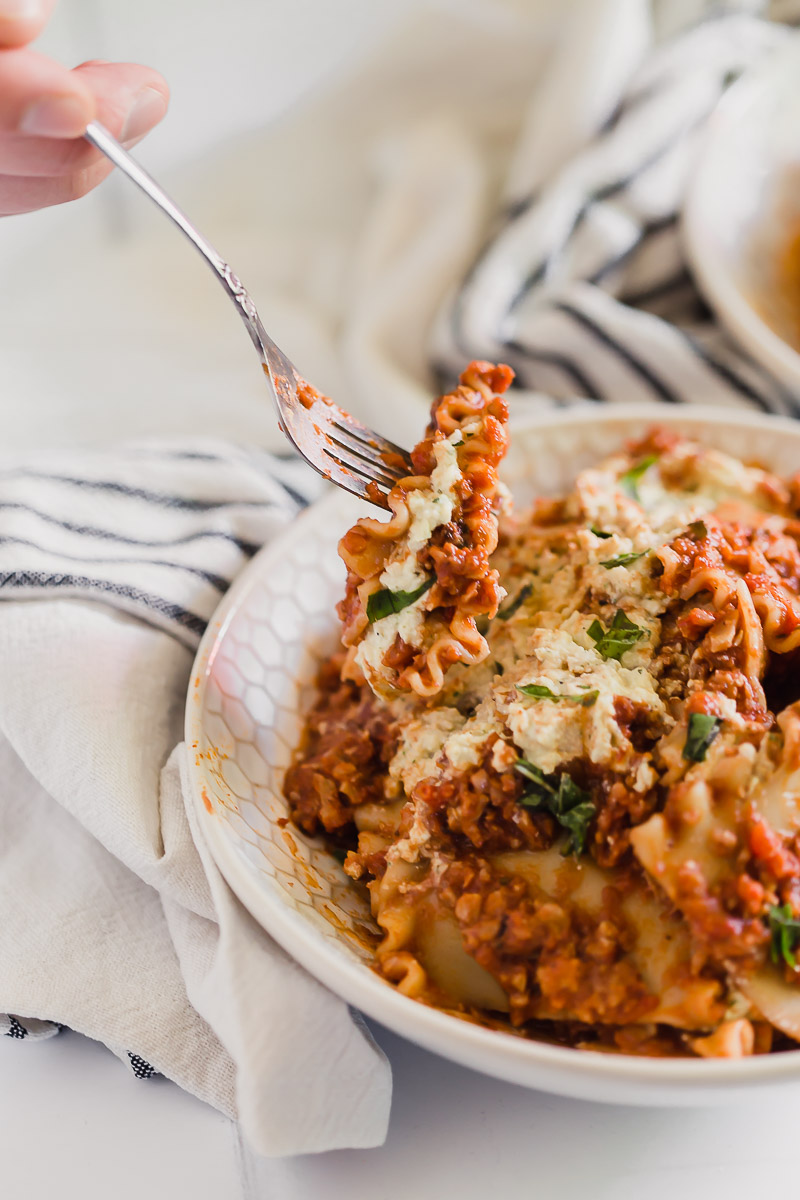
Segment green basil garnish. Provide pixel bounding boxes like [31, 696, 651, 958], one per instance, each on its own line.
[516, 683, 598, 707]
[366, 577, 433, 623]
[683, 712, 721, 763]
[769, 904, 800, 971]
[587, 609, 647, 661]
[619, 454, 658, 502]
[590, 527, 613, 539]
[600, 551, 646, 569]
[498, 583, 532, 620]
[513, 759, 595, 856]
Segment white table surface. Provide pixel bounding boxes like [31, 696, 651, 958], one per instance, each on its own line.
[3, 2, 800, 1194]
[3, 1018, 800, 1200]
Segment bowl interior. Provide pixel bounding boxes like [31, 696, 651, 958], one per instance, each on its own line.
[186, 404, 800, 1101]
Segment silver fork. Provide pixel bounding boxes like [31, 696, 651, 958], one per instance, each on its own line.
[84, 121, 413, 509]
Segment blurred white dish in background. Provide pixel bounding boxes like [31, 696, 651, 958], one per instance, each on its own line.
[684, 34, 800, 395]
[187, 404, 800, 1108]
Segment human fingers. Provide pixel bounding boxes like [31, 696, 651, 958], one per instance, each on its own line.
[0, 125, 156, 214]
[0, 46, 95, 136]
[0, 154, 113, 213]
[0, 0, 58, 51]
[0, 58, 168, 177]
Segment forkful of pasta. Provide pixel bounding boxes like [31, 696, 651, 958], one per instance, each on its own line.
[84, 121, 413, 508]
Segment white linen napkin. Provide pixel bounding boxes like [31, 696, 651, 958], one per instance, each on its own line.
[432, 8, 799, 411]
[4, 0, 800, 1163]
[0, 440, 392, 1157]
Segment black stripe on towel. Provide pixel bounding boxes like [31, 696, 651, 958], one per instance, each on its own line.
[588, 213, 680, 287]
[506, 121, 705, 314]
[0, 501, 261, 555]
[674, 330, 776, 413]
[2, 471, 288, 512]
[554, 301, 681, 404]
[0, 535, 230, 591]
[619, 268, 697, 308]
[0, 569, 207, 637]
[504, 340, 605, 401]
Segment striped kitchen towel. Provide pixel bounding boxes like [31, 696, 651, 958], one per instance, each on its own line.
[0, 438, 394, 1156]
[0, 439, 319, 647]
[433, 7, 800, 413]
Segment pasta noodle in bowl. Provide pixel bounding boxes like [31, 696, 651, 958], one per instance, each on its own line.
[186, 395, 800, 1105]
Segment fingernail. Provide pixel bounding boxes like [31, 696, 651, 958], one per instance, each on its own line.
[0, 0, 42, 20]
[19, 94, 87, 137]
[120, 86, 167, 142]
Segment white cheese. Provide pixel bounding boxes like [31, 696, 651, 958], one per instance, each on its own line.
[504, 700, 583, 774]
[669, 443, 774, 510]
[494, 629, 667, 774]
[355, 603, 425, 678]
[444, 725, 495, 770]
[388, 800, 433, 864]
[389, 707, 465, 794]
[379, 552, 427, 594]
[406, 438, 461, 551]
[574, 447, 756, 545]
[442, 699, 504, 771]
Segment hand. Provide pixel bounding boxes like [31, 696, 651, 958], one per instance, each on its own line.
[0, 0, 168, 215]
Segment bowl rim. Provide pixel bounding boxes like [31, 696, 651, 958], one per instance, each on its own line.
[682, 34, 800, 390]
[186, 402, 800, 1092]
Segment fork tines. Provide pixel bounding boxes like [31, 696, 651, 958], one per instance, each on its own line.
[318, 415, 413, 504]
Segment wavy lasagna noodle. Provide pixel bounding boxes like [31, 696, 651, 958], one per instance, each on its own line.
[337, 360, 512, 698]
[285, 405, 800, 1058]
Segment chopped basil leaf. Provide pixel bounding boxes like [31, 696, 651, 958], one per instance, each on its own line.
[619, 454, 658, 502]
[557, 800, 596, 858]
[514, 758, 556, 793]
[516, 683, 598, 706]
[517, 683, 558, 699]
[366, 577, 433, 623]
[451, 438, 464, 446]
[688, 520, 708, 539]
[683, 712, 721, 763]
[498, 583, 533, 620]
[600, 551, 646, 569]
[587, 609, 647, 661]
[768, 904, 800, 971]
[590, 526, 613, 539]
[514, 759, 595, 856]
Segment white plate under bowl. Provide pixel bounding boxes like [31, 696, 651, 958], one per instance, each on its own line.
[683, 34, 800, 393]
[186, 403, 800, 1106]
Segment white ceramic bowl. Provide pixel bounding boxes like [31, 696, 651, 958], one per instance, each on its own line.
[684, 34, 800, 394]
[186, 404, 800, 1106]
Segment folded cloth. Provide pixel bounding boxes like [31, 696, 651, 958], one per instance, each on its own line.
[0, 439, 392, 1157]
[433, 7, 800, 412]
[4, 0, 800, 1163]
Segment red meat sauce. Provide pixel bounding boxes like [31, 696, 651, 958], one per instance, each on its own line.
[426, 855, 659, 1028]
[652, 777, 800, 972]
[336, 363, 512, 672]
[282, 660, 793, 1044]
[283, 656, 399, 838]
[286, 656, 668, 872]
[654, 520, 800, 726]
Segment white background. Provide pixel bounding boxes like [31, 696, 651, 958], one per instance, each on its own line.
[2, 1019, 799, 1200]
[2, 1, 800, 1197]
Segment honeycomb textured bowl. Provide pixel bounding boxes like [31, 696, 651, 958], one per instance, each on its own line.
[186, 403, 800, 1106]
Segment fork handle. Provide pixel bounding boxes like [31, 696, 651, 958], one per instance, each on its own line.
[84, 120, 273, 365]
